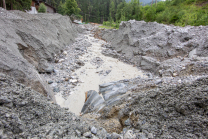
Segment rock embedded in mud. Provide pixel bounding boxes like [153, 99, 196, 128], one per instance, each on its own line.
[81, 90, 105, 114]
[65, 77, 69, 81]
[53, 87, 60, 92]
[48, 81, 53, 84]
[70, 79, 78, 83]
[83, 132, 92, 138]
[173, 72, 178, 77]
[124, 130, 136, 139]
[58, 59, 65, 63]
[124, 119, 131, 126]
[140, 56, 160, 71]
[100, 82, 128, 101]
[76, 60, 85, 66]
[91, 126, 97, 135]
[75, 130, 81, 137]
[111, 132, 122, 139]
[63, 51, 67, 55]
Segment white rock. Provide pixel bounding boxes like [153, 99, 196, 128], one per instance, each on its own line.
[58, 59, 65, 63]
[148, 133, 154, 138]
[70, 79, 77, 83]
[51, 83, 57, 87]
[173, 73, 177, 77]
[70, 92, 74, 95]
[63, 51, 67, 55]
[124, 130, 136, 139]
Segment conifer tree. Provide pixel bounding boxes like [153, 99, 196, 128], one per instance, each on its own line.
[65, 0, 81, 16]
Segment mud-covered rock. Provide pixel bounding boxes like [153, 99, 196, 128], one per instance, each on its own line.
[81, 90, 105, 114]
[99, 81, 128, 101]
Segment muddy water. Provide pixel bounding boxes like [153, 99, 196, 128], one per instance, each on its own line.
[56, 34, 146, 115]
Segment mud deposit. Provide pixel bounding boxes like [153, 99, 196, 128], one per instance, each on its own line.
[54, 33, 147, 115]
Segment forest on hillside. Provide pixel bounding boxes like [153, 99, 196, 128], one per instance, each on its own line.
[74, 0, 208, 27]
[1, 0, 207, 27]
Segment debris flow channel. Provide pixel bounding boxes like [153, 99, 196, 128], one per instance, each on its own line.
[48, 33, 146, 115]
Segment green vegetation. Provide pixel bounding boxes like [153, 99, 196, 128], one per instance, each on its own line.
[38, 3, 46, 13]
[114, 0, 208, 27]
[2, 0, 31, 10]
[2, 0, 206, 27]
[76, 0, 125, 23]
[99, 25, 114, 29]
[74, 0, 207, 27]
[57, 0, 81, 17]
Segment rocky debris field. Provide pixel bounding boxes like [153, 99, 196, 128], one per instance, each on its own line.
[0, 7, 81, 100]
[40, 34, 92, 99]
[98, 20, 208, 77]
[80, 20, 208, 138]
[0, 73, 110, 139]
[0, 9, 208, 139]
[82, 75, 208, 138]
[43, 29, 146, 115]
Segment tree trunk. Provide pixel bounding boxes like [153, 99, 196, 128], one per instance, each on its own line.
[3, 0, 6, 9]
[11, 2, 13, 10]
[151, 0, 153, 6]
[155, 0, 157, 6]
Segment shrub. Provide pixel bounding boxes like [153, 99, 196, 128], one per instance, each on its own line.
[38, 3, 46, 13]
[103, 21, 111, 26]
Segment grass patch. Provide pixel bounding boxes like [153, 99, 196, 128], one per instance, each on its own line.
[99, 25, 114, 29]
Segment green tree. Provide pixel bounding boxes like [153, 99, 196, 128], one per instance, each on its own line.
[57, 1, 66, 15]
[38, 3, 47, 13]
[109, 0, 115, 22]
[64, 0, 81, 16]
[6, 0, 31, 10]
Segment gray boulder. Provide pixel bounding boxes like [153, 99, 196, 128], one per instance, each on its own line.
[81, 90, 105, 114]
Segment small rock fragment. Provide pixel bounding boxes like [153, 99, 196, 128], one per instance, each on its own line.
[83, 132, 92, 138]
[65, 77, 69, 81]
[63, 51, 67, 55]
[124, 130, 136, 139]
[48, 81, 53, 84]
[173, 73, 177, 77]
[75, 130, 81, 137]
[91, 126, 97, 135]
[124, 119, 131, 126]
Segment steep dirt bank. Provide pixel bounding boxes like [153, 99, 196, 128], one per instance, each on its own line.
[0, 8, 80, 100]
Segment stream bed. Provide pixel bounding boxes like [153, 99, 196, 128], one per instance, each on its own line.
[43, 32, 146, 115]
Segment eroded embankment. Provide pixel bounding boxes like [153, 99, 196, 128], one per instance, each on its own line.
[0, 8, 80, 101]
